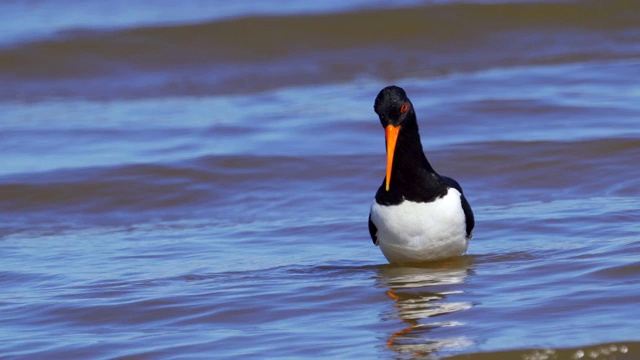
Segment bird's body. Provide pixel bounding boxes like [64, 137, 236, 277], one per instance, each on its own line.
[368, 86, 474, 264]
[370, 187, 469, 263]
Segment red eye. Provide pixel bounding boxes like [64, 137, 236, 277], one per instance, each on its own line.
[400, 104, 408, 113]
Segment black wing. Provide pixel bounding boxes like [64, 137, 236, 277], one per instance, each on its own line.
[460, 193, 474, 237]
[441, 176, 463, 193]
[442, 176, 475, 238]
[368, 213, 379, 245]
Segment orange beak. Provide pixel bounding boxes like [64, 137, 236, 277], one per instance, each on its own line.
[385, 124, 401, 191]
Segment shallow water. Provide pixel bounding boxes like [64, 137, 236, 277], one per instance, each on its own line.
[1, 1, 639, 359]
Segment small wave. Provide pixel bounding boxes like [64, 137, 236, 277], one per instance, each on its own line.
[2, 136, 637, 228]
[0, 0, 638, 100]
[446, 341, 639, 360]
[0, 154, 364, 226]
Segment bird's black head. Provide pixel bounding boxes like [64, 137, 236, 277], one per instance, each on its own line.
[373, 85, 414, 127]
[373, 85, 418, 191]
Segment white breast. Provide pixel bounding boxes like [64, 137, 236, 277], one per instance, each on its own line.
[370, 188, 468, 264]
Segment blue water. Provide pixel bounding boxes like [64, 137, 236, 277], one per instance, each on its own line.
[1, 1, 639, 359]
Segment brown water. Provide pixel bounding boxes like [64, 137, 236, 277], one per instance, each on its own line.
[1, 1, 639, 359]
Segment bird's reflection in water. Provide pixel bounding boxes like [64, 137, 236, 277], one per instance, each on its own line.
[377, 257, 474, 357]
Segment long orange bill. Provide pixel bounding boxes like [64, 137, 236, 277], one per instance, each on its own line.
[385, 124, 401, 191]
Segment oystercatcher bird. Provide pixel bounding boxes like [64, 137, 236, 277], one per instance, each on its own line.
[368, 86, 474, 264]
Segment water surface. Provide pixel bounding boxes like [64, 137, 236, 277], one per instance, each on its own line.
[1, 1, 639, 359]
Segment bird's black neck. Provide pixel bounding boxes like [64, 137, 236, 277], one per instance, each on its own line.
[376, 113, 448, 205]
